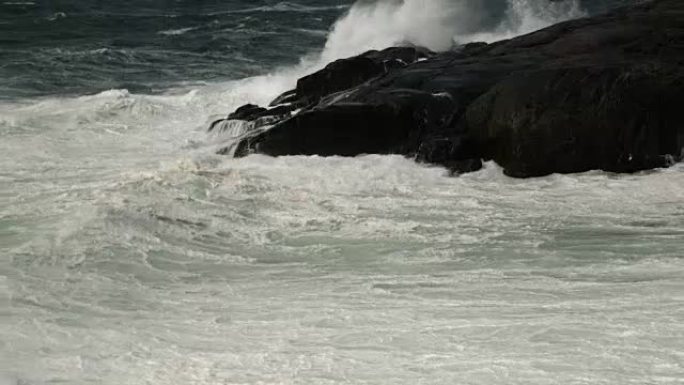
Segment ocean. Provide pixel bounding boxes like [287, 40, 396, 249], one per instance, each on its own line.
[1, 0, 683, 384]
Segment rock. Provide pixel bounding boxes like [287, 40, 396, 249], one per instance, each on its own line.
[209, 104, 296, 133]
[416, 137, 484, 175]
[229, 104, 267, 121]
[269, 90, 298, 107]
[223, 0, 684, 178]
[295, 56, 384, 106]
[464, 66, 684, 177]
[235, 103, 416, 158]
[208, 104, 265, 132]
[270, 46, 435, 108]
[237, 89, 461, 158]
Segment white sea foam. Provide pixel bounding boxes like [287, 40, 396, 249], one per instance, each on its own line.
[321, 0, 584, 61]
[158, 27, 197, 36]
[46, 11, 67, 21]
[2, 137, 683, 384]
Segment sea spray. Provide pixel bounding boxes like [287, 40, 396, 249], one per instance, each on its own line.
[320, 0, 584, 62]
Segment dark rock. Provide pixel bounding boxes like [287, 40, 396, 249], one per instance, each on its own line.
[209, 104, 297, 133]
[269, 46, 435, 109]
[237, 89, 462, 159]
[229, 104, 267, 121]
[458, 42, 489, 55]
[269, 90, 298, 107]
[236, 103, 416, 158]
[295, 56, 384, 106]
[223, 0, 684, 177]
[228, 103, 296, 122]
[416, 137, 484, 175]
[464, 66, 684, 177]
[208, 104, 265, 132]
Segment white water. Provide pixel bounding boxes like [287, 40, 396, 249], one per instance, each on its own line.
[321, 0, 584, 61]
[2, 0, 684, 384]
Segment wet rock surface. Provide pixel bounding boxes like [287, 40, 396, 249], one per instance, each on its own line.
[221, 0, 684, 177]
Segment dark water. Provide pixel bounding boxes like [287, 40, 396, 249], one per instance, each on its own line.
[0, 0, 351, 98]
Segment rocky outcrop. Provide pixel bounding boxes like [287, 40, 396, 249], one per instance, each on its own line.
[271, 46, 435, 108]
[221, 0, 684, 177]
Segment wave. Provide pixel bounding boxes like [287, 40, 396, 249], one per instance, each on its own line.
[157, 26, 197, 36]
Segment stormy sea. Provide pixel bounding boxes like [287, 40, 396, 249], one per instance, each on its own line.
[1, 1, 683, 384]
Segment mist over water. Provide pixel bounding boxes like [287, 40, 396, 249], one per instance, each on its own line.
[2, 0, 683, 384]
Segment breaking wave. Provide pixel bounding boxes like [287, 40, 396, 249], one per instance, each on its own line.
[321, 0, 585, 61]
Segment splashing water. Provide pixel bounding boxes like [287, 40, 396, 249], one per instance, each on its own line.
[320, 0, 585, 62]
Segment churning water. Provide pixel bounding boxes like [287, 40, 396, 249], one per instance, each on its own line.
[1, 1, 683, 384]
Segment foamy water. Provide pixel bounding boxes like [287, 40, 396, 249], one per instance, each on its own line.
[321, 0, 584, 61]
[2, 80, 683, 383]
[2, 0, 683, 384]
